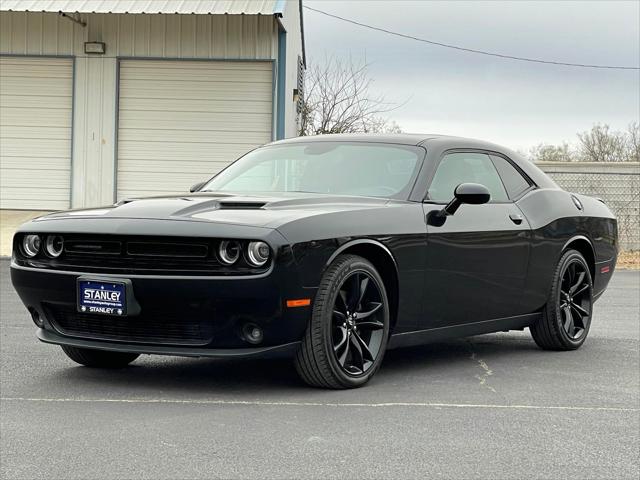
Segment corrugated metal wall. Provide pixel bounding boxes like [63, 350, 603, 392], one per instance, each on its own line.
[0, 10, 279, 208]
[0, 11, 277, 61]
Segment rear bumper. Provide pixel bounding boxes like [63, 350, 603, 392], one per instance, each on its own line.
[11, 261, 313, 352]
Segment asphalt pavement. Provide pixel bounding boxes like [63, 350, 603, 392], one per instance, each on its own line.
[1, 258, 638, 479]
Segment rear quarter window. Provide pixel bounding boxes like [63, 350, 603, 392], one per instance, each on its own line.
[490, 155, 532, 200]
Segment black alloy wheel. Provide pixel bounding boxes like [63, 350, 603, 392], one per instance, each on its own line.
[295, 254, 390, 388]
[332, 270, 386, 375]
[531, 249, 593, 350]
[558, 259, 592, 340]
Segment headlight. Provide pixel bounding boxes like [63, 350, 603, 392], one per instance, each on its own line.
[246, 241, 270, 267]
[218, 240, 241, 265]
[45, 235, 64, 258]
[22, 234, 41, 257]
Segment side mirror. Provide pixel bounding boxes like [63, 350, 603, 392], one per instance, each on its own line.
[450, 182, 491, 211]
[428, 183, 490, 226]
[190, 181, 206, 193]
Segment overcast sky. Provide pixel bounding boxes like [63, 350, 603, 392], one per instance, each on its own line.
[303, 0, 640, 152]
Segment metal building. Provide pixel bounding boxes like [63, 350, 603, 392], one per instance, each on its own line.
[0, 0, 305, 210]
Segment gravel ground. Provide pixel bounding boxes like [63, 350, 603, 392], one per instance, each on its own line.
[1, 259, 638, 479]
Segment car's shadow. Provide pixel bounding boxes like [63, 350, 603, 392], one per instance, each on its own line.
[48, 333, 542, 395]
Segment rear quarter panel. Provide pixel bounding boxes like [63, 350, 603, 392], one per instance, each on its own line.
[517, 188, 617, 310]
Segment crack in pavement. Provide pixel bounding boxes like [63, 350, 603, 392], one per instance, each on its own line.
[467, 340, 496, 393]
[471, 352, 496, 393]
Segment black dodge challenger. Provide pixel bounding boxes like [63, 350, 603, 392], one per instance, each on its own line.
[11, 134, 618, 389]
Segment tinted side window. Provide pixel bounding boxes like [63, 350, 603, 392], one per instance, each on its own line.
[428, 152, 508, 203]
[490, 155, 531, 199]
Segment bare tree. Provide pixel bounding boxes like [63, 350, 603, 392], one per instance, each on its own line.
[529, 142, 575, 162]
[576, 124, 628, 162]
[299, 56, 402, 136]
[626, 121, 640, 162]
[529, 123, 640, 163]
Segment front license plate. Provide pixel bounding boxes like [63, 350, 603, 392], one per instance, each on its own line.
[78, 280, 126, 316]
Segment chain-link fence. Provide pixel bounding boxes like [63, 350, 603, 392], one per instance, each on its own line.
[537, 162, 640, 251]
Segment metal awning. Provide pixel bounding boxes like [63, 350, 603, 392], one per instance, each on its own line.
[0, 0, 285, 15]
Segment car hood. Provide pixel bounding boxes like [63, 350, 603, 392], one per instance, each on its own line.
[39, 192, 395, 229]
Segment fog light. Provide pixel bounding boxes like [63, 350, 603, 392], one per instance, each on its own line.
[218, 240, 241, 265]
[246, 241, 270, 267]
[45, 235, 64, 257]
[242, 323, 264, 345]
[22, 235, 41, 257]
[29, 308, 44, 328]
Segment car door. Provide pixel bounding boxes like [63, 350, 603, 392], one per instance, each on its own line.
[422, 151, 532, 329]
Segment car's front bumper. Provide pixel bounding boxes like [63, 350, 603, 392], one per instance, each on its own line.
[36, 328, 301, 358]
[11, 261, 314, 357]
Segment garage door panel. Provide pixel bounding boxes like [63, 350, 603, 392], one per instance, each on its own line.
[0, 138, 71, 157]
[118, 173, 215, 197]
[0, 125, 71, 141]
[1, 168, 70, 188]
[0, 66, 73, 78]
[121, 69, 272, 83]
[117, 159, 233, 174]
[118, 142, 256, 162]
[1, 108, 72, 128]
[0, 188, 69, 210]
[118, 128, 269, 145]
[0, 156, 72, 170]
[120, 82, 272, 101]
[120, 98, 272, 114]
[124, 60, 272, 71]
[0, 77, 72, 96]
[0, 56, 70, 69]
[0, 94, 72, 109]
[118, 111, 271, 132]
[117, 60, 272, 199]
[0, 56, 72, 210]
[0, 187, 69, 199]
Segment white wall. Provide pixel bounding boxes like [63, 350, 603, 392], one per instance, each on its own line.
[0, 10, 300, 208]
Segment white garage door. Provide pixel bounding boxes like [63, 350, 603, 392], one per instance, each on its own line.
[116, 60, 273, 199]
[0, 56, 73, 210]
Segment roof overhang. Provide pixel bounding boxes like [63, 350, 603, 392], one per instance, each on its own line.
[0, 0, 286, 16]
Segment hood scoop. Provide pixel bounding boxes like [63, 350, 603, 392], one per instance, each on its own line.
[218, 201, 266, 210]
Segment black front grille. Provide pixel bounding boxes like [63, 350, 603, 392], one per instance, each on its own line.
[126, 241, 208, 258]
[65, 239, 122, 255]
[16, 234, 270, 276]
[45, 303, 215, 346]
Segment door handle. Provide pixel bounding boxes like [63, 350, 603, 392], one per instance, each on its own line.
[509, 213, 523, 225]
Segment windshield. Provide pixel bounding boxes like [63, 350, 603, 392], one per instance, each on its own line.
[202, 142, 424, 199]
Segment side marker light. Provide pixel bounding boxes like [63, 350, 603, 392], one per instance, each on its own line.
[286, 299, 311, 308]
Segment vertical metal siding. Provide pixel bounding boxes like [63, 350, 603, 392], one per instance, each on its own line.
[276, 27, 286, 140]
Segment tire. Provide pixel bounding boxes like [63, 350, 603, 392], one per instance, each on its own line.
[294, 254, 391, 389]
[530, 249, 594, 351]
[61, 345, 139, 368]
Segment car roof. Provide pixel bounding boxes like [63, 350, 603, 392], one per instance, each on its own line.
[268, 133, 558, 190]
[270, 133, 440, 146]
[270, 133, 514, 152]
